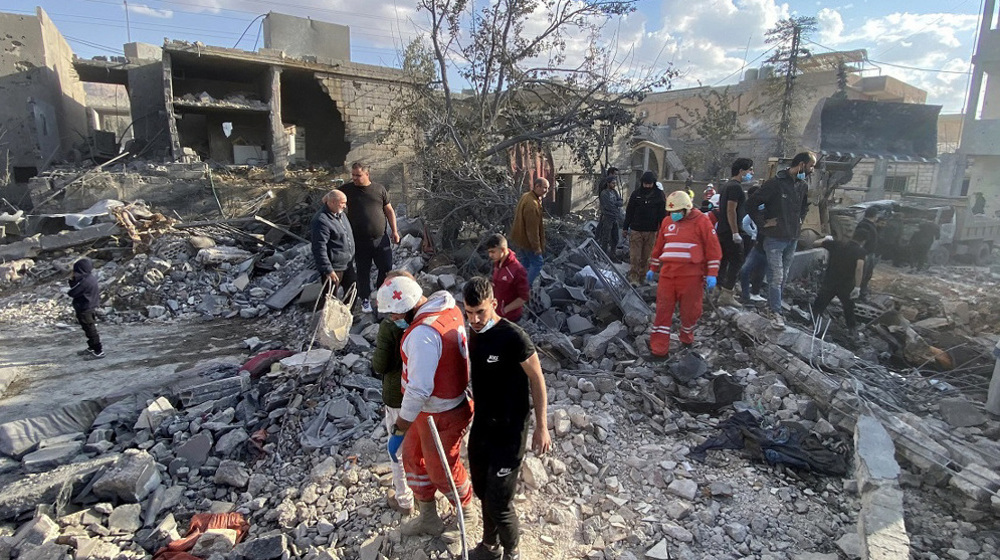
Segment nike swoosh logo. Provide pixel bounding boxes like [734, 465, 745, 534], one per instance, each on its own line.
[496, 468, 512, 478]
[487, 356, 499, 363]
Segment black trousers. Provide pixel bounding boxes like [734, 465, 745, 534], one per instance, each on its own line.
[812, 281, 857, 329]
[859, 254, 877, 298]
[76, 310, 102, 353]
[355, 233, 392, 300]
[911, 242, 933, 270]
[469, 418, 528, 551]
[718, 233, 745, 290]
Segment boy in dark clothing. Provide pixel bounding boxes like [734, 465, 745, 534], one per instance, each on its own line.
[371, 274, 414, 514]
[852, 206, 880, 299]
[811, 237, 866, 333]
[68, 258, 104, 359]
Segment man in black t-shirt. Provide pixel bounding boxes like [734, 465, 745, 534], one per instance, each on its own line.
[340, 162, 401, 313]
[717, 157, 753, 307]
[852, 206, 880, 300]
[811, 236, 866, 332]
[462, 277, 551, 560]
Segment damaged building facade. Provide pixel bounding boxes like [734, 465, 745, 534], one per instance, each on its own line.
[2, 10, 418, 200]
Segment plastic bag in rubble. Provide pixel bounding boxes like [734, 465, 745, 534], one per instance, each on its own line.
[315, 284, 356, 351]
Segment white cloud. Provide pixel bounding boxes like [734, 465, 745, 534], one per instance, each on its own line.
[127, 4, 174, 18]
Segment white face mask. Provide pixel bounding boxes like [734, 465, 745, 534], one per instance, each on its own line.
[473, 318, 496, 333]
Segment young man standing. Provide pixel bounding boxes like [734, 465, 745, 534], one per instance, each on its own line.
[717, 158, 753, 307]
[341, 162, 401, 314]
[811, 236, 866, 337]
[486, 234, 530, 322]
[462, 277, 551, 560]
[748, 151, 815, 329]
[852, 206, 880, 300]
[623, 171, 666, 284]
[510, 177, 549, 286]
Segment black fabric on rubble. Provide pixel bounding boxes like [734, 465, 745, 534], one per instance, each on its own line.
[690, 410, 848, 476]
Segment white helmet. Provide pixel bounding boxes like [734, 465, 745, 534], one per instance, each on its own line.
[376, 275, 423, 314]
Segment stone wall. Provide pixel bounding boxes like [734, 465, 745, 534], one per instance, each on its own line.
[316, 69, 418, 206]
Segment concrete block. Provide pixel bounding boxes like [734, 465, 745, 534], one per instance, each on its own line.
[787, 247, 828, 282]
[107, 504, 142, 534]
[0, 455, 118, 521]
[92, 449, 162, 503]
[854, 415, 910, 560]
[854, 415, 900, 491]
[949, 463, 1000, 502]
[12, 514, 59, 548]
[938, 398, 987, 428]
[18, 542, 70, 560]
[134, 397, 176, 431]
[174, 432, 212, 468]
[21, 441, 83, 472]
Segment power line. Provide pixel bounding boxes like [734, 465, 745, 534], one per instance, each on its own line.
[867, 58, 971, 76]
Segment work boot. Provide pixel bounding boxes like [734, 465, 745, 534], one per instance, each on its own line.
[442, 503, 477, 542]
[400, 500, 444, 537]
[718, 288, 743, 308]
[469, 542, 502, 560]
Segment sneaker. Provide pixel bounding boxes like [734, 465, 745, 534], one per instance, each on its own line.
[502, 548, 520, 560]
[361, 299, 373, 314]
[769, 313, 785, 330]
[76, 348, 92, 356]
[749, 293, 767, 303]
[469, 542, 502, 560]
[84, 349, 106, 360]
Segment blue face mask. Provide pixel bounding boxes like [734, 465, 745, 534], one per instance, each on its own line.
[394, 319, 409, 329]
[743, 172, 753, 182]
[796, 171, 806, 181]
[671, 211, 685, 222]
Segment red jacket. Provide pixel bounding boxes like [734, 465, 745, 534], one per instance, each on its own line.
[492, 251, 529, 322]
[648, 208, 722, 278]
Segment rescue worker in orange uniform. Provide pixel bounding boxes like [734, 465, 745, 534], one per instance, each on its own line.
[646, 191, 722, 357]
[378, 272, 474, 537]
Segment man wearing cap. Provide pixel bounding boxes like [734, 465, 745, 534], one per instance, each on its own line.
[646, 191, 721, 357]
[378, 272, 474, 537]
[623, 171, 666, 284]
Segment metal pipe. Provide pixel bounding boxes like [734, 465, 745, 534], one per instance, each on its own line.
[426, 416, 469, 560]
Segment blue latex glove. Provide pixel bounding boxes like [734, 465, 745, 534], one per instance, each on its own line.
[387, 434, 404, 462]
[645, 270, 655, 283]
[705, 276, 717, 290]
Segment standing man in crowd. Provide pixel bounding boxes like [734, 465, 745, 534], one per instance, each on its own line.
[717, 158, 753, 307]
[310, 189, 357, 299]
[486, 233, 530, 323]
[596, 175, 624, 260]
[341, 162, 401, 314]
[748, 151, 815, 329]
[646, 191, 721, 357]
[379, 272, 473, 537]
[909, 218, 941, 270]
[852, 206, 880, 300]
[462, 277, 551, 560]
[510, 177, 549, 286]
[811, 235, 866, 338]
[623, 171, 666, 284]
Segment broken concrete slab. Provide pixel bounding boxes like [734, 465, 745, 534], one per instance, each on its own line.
[175, 432, 213, 468]
[265, 269, 315, 310]
[107, 503, 142, 534]
[566, 314, 596, 335]
[854, 415, 910, 560]
[12, 514, 59, 548]
[0, 454, 118, 521]
[133, 397, 176, 431]
[583, 321, 624, 360]
[92, 449, 162, 503]
[938, 398, 988, 428]
[949, 463, 1000, 502]
[21, 441, 84, 472]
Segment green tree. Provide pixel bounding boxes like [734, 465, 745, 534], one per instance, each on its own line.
[764, 16, 817, 157]
[681, 87, 747, 179]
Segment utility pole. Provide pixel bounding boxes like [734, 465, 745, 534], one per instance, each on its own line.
[775, 23, 801, 158]
[124, 0, 132, 43]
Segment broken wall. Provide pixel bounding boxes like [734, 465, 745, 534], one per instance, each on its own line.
[0, 8, 88, 171]
[262, 12, 350, 62]
[317, 67, 417, 204]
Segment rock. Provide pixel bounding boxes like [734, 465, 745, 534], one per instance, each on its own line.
[235, 534, 288, 559]
[583, 321, 624, 360]
[72, 537, 121, 559]
[666, 478, 698, 501]
[190, 529, 239, 556]
[12, 514, 59, 548]
[175, 432, 213, 468]
[0, 454, 119, 521]
[708, 481, 733, 497]
[938, 398, 987, 428]
[325, 398, 355, 419]
[359, 535, 383, 560]
[146, 305, 167, 318]
[310, 457, 338, 482]
[662, 522, 694, 543]
[18, 542, 71, 560]
[134, 397, 176, 430]
[724, 522, 749, 543]
[92, 449, 162, 502]
[215, 460, 250, 488]
[567, 314, 596, 335]
[107, 504, 142, 534]
[645, 538, 669, 559]
[836, 532, 862, 559]
[521, 457, 548, 489]
[950, 463, 1000, 502]
[214, 428, 249, 456]
[21, 442, 83, 472]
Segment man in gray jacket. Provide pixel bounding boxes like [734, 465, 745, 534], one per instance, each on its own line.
[311, 189, 357, 299]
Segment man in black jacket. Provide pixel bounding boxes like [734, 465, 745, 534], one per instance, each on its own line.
[311, 189, 357, 300]
[623, 171, 666, 284]
[69, 257, 104, 359]
[852, 206, 880, 300]
[748, 152, 815, 329]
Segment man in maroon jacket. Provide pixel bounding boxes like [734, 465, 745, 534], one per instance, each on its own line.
[486, 234, 530, 322]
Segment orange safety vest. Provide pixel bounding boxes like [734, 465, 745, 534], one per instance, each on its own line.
[401, 304, 470, 400]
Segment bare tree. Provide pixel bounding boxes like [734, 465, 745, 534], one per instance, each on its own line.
[680, 87, 748, 179]
[394, 0, 674, 245]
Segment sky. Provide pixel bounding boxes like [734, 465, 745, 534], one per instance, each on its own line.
[6, 0, 988, 113]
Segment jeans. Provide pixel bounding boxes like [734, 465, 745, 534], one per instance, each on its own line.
[739, 244, 768, 301]
[517, 250, 544, 286]
[763, 237, 797, 314]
